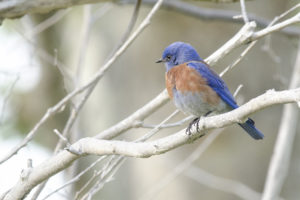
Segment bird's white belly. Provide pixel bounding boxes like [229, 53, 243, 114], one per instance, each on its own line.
[172, 90, 228, 116]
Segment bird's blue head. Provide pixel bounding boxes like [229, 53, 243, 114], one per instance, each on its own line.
[156, 42, 202, 71]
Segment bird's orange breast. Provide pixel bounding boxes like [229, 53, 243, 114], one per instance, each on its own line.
[165, 63, 220, 106]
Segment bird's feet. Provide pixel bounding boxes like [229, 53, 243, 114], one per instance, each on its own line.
[186, 117, 200, 135]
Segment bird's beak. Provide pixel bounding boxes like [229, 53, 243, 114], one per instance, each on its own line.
[156, 58, 164, 63]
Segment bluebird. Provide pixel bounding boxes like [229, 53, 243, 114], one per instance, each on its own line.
[156, 42, 264, 140]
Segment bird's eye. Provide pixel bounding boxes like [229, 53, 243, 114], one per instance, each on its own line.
[166, 55, 171, 61]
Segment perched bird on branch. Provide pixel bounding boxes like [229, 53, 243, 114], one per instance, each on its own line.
[157, 42, 264, 140]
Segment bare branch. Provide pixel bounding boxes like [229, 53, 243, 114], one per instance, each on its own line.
[96, 90, 169, 139]
[252, 13, 300, 40]
[109, 0, 142, 55]
[53, 129, 70, 146]
[220, 40, 257, 77]
[239, 0, 249, 23]
[140, 115, 193, 129]
[2, 88, 300, 200]
[268, 3, 300, 27]
[123, 0, 300, 37]
[206, 21, 256, 65]
[207, 11, 300, 66]
[72, 89, 300, 158]
[0, 74, 19, 124]
[25, 8, 71, 37]
[0, 0, 102, 18]
[262, 4, 300, 62]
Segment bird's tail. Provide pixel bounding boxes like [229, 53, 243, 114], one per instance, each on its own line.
[238, 118, 264, 140]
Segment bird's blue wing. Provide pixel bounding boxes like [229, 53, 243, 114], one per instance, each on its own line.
[187, 62, 238, 109]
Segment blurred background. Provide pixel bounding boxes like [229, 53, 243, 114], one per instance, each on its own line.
[0, 0, 299, 199]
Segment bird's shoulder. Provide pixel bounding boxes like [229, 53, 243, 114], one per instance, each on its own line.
[186, 61, 238, 109]
[185, 61, 231, 92]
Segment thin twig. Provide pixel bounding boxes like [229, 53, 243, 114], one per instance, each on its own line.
[77, 156, 124, 200]
[109, 0, 142, 56]
[239, 0, 249, 23]
[20, 9, 73, 82]
[26, 8, 72, 38]
[53, 129, 70, 146]
[96, 90, 169, 139]
[184, 165, 261, 200]
[122, 0, 300, 37]
[262, 4, 300, 63]
[268, 3, 300, 27]
[75, 156, 114, 199]
[233, 84, 244, 98]
[0, 74, 19, 124]
[41, 156, 106, 200]
[140, 115, 193, 129]
[138, 110, 180, 142]
[139, 130, 222, 200]
[252, 13, 300, 41]
[75, 5, 92, 85]
[220, 40, 257, 77]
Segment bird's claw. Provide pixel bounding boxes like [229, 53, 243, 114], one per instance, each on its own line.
[186, 117, 200, 135]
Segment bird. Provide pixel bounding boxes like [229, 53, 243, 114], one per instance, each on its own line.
[156, 42, 264, 140]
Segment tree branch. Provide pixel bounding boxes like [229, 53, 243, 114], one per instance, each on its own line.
[0, 0, 103, 18]
[122, 0, 300, 37]
[2, 88, 299, 200]
[252, 12, 300, 40]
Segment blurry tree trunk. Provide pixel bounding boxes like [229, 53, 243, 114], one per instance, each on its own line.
[262, 39, 300, 200]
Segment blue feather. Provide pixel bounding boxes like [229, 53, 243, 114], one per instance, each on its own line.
[187, 62, 238, 109]
[187, 61, 264, 140]
[239, 119, 264, 140]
